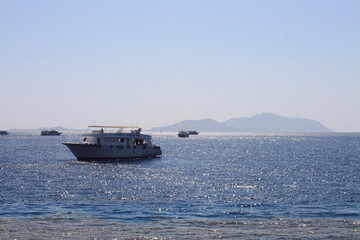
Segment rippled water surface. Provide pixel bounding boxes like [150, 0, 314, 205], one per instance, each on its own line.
[1, 133, 359, 239]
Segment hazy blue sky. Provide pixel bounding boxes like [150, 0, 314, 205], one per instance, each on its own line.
[1, 0, 359, 131]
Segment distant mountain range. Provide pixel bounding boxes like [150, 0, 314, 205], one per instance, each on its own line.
[151, 113, 333, 132]
[5, 113, 333, 133]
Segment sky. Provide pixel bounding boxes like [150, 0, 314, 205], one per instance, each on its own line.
[1, 0, 359, 132]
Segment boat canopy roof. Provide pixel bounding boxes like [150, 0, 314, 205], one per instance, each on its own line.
[88, 125, 139, 129]
[88, 125, 141, 134]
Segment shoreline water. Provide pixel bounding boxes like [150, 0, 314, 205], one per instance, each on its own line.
[1, 215, 359, 239]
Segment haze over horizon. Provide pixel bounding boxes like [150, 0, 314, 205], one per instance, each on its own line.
[1, 0, 360, 132]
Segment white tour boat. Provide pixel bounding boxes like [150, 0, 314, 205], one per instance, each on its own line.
[63, 126, 162, 160]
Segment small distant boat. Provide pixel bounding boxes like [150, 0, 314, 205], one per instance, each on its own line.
[178, 131, 189, 138]
[0, 131, 9, 135]
[41, 130, 62, 136]
[63, 125, 162, 160]
[188, 131, 199, 135]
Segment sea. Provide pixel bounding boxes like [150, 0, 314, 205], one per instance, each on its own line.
[0, 132, 359, 239]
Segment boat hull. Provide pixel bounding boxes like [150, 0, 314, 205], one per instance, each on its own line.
[63, 143, 162, 160]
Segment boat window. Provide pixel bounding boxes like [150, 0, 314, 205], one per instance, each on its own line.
[83, 138, 87, 141]
[119, 138, 124, 142]
[134, 138, 144, 145]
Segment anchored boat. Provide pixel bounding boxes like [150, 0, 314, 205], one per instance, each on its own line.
[41, 130, 61, 136]
[63, 126, 162, 160]
[188, 131, 199, 135]
[177, 130, 190, 138]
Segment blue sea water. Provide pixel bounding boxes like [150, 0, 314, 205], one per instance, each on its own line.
[0, 133, 359, 239]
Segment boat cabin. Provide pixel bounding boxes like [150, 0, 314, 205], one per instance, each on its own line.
[80, 126, 154, 147]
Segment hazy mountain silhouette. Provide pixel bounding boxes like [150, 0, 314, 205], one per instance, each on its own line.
[152, 119, 238, 132]
[151, 113, 333, 132]
[224, 113, 333, 132]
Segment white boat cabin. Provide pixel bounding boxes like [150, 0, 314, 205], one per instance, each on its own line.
[80, 126, 154, 147]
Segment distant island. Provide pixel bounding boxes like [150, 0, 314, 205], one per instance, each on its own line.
[151, 113, 333, 132]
